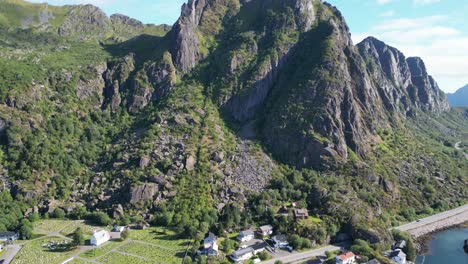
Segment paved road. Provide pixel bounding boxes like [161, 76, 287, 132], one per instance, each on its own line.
[1, 244, 22, 264]
[262, 244, 344, 264]
[395, 203, 468, 233]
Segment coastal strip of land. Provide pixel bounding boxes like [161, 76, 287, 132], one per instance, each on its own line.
[395, 203, 468, 237]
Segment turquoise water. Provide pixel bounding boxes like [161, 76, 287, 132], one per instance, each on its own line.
[416, 227, 468, 264]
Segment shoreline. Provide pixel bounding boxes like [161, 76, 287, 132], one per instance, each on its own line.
[415, 221, 468, 255]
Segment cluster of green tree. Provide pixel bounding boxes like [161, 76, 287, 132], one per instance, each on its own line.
[0, 191, 30, 232]
[391, 229, 416, 262]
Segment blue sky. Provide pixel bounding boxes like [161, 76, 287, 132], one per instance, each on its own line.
[29, 0, 468, 93]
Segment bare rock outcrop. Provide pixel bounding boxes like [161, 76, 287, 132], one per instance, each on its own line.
[130, 183, 158, 204]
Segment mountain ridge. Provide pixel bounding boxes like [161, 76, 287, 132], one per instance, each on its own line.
[447, 84, 468, 107]
[0, 0, 465, 252]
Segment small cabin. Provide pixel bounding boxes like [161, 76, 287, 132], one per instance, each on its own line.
[90, 230, 110, 246]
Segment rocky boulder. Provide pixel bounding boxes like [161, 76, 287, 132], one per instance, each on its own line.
[130, 183, 159, 204]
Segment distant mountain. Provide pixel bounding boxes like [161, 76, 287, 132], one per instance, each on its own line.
[447, 84, 468, 106]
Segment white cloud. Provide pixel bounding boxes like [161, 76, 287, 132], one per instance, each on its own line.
[377, 0, 393, 4]
[353, 15, 468, 93]
[413, 0, 441, 5]
[379, 10, 395, 17]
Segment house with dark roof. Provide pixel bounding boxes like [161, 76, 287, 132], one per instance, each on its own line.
[0, 232, 19, 241]
[389, 249, 406, 264]
[294, 208, 309, 220]
[277, 206, 289, 216]
[392, 240, 406, 250]
[251, 242, 269, 254]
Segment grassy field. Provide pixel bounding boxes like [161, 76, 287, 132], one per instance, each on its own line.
[11, 220, 191, 264]
[33, 219, 74, 234]
[119, 241, 183, 264]
[96, 252, 159, 264]
[128, 227, 191, 252]
[59, 220, 104, 238]
[79, 241, 123, 259]
[67, 259, 95, 264]
[11, 236, 76, 264]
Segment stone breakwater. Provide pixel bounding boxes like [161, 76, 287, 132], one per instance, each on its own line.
[407, 210, 468, 238]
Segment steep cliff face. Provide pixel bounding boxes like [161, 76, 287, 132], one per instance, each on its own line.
[407, 57, 450, 113]
[164, 0, 450, 170]
[170, 0, 241, 73]
[358, 37, 450, 116]
[260, 9, 388, 169]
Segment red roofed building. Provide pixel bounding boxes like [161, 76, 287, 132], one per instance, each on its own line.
[335, 251, 356, 264]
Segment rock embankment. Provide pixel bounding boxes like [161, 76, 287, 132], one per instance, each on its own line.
[407, 210, 468, 238]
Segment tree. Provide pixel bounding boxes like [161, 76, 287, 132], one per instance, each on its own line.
[52, 208, 66, 219]
[20, 220, 33, 240]
[72, 206, 88, 220]
[87, 212, 112, 226]
[121, 229, 130, 241]
[221, 238, 235, 253]
[72, 227, 84, 246]
[289, 234, 302, 249]
[28, 213, 40, 223]
[257, 251, 271, 260]
[392, 229, 416, 262]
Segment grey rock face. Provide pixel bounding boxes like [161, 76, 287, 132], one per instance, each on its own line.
[58, 5, 111, 38]
[225, 50, 291, 122]
[407, 57, 450, 113]
[128, 55, 176, 113]
[294, 0, 315, 32]
[110, 14, 144, 29]
[171, 0, 207, 73]
[130, 183, 158, 204]
[102, 54, 136, 113]
[358, 37, 450, 115]
[76, 64, 107, 107]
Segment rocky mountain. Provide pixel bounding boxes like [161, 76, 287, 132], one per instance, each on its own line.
[0, 0, 466, 247]
[447, 84, 468, 107]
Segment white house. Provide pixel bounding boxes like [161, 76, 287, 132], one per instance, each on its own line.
[335, 251, 356, 264]
[257, 225, 273, 236]
[112, 226, 125, 233]
[203, 232, 218, 249]
[389, 249, 406, 264]
[90, 230, 110, 246]
[231, 247, 254, 262]
[237, 230, 255, 242]
[199, 232, 219, 257]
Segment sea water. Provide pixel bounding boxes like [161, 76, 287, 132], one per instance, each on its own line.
[416, 227, 468, 264]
